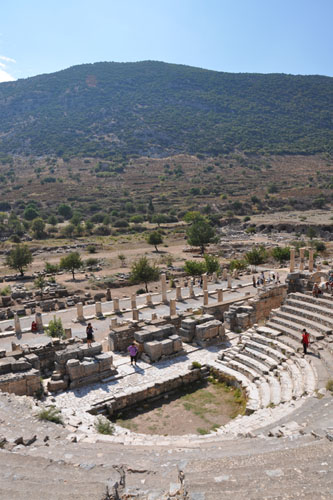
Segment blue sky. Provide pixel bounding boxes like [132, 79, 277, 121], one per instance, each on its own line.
[0, 0, 332, 82]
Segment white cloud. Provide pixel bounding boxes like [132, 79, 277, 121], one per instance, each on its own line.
[0, 69, 15, 82]
[0, 55, 16, 82]
[0, 55, 16, 63]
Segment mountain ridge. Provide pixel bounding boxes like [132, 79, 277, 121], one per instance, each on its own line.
[0, 60, 332, 158]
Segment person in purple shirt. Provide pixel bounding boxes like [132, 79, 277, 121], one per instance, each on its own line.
[128, 343, 138, 365]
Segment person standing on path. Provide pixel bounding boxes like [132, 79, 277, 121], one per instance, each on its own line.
[252, 275, 256, 288]
[86, 322, 94, 347]
[302, 328, 310, 355]
[128, 342, 138, 365]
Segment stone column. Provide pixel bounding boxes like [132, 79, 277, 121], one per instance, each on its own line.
[64, 328, 72, 339]
[77, 302, 85, 322]
[308, 248, 314, 272]
[132, 308, 139, 321]
[110, 318, 118, 329]
[170, 299, 176, 316]
[202, 273, 208, 291]
[146, 294, 153, 306]
[212, 272, 218, 283]
[203, 290, 209, 306]
[176, 285, 182, 301]
[131, 294, 137, 310]
[290, 247, 295, 272]
[151, 313, 157, 320]
[189, 279, 195, 298]
[14, 312, 21, 335]
[299, 247, 306, 271]
[95, 301, 103, 317]
[222, 268, 228, 280]
[35, 312, 43, 331]
[106, 288, 112, 301]
[161, 273, 168, 303]
[113, 298, 120, 313]
[217, 289, 223, 303]
[227, 275, 232, 289]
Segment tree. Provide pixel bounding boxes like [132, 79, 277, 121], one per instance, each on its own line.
[307, 227, 316, 240]
[229, 259, 247, 271]
[34, 275, 47, 297]
[46, 316, 65, 339]
[47, 215, 58, 226]
[60, 252, 83, 280]
[6, 244, 33, 276]
[147, 231, 163, 252]
[31, 217, 46, 239]
[130, 256, 160, 292]
[184, 260, 206, 276]
[58, 203, 73, 220]
[204, 254, 220, 274]
[186, 218, 215, 254]
[24, 206, 39, 220]
[245, 245, 267, 268]
[118, 254, 126, 266]
[271, 246, 290, 264]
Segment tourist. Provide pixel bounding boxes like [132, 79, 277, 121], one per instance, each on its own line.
[252, 275, 256, 288]
[301, 328, 310, 355]
[128, 342, 138, 366]
[276, 272, 280, 284]
[86, 322, 94, 347]
[312, 283, 322, 298]
[31, 321, 37, 332]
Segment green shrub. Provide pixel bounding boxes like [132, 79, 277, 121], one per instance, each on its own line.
[326, 379, 333, 393]
[191, 361, 202, 369]
[94, 416, 114, 435]
[38, 406, 63, 424]
[0, 285, 11, 296]
[184, 260, 206, 276]
[45, 316, 65, 339]
[85, 257, 99, 267]
[87, 245, 97, 253]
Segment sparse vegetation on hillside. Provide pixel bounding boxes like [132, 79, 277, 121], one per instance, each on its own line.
[0, 61, 332, 158]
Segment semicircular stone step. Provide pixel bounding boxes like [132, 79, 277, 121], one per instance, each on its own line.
[285, 359, 304, 398]
[281, 303, 333, 330]
[242, 346, 278, 370]
[272, 310, 328, 338]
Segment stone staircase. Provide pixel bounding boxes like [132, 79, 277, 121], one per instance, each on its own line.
[215, 291, 333, 412]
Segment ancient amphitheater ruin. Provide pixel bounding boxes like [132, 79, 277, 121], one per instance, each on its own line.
[0, 254, 332, 499]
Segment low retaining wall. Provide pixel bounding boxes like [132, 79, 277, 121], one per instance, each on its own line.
[88, 365, 210, 416]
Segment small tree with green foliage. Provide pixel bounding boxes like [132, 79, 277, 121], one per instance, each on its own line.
[229, 259, 247, 272]
[147, 231, 163, 252]
[271, 246, 290, 264]
[307, 227, 316, 240]
[31, 217, 46, 239]
[186, 218, 215, 254]
[60, 252, 83, 280]
[45, 316, 65, 339]
[184, 260, 206, 276]
[245, 245, 267, 269]
[44, 261, 59, 274]
[58, 203, 73, 219]
[6, 244, 33, 276]
[130, 256, 160, 292]
[34, 276, 47, 297]
[204, 254, 220, 275]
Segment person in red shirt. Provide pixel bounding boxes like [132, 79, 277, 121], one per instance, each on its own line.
[302, 329, 310, 355]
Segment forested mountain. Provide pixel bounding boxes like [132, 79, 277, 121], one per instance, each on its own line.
[0, 61, 332, 158]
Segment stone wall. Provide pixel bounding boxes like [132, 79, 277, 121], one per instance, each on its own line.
[48, 342, 117, 392]
[89, 365, 209, 416]
[224, 284, 287, 332]
[179, 314, 225, 346]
